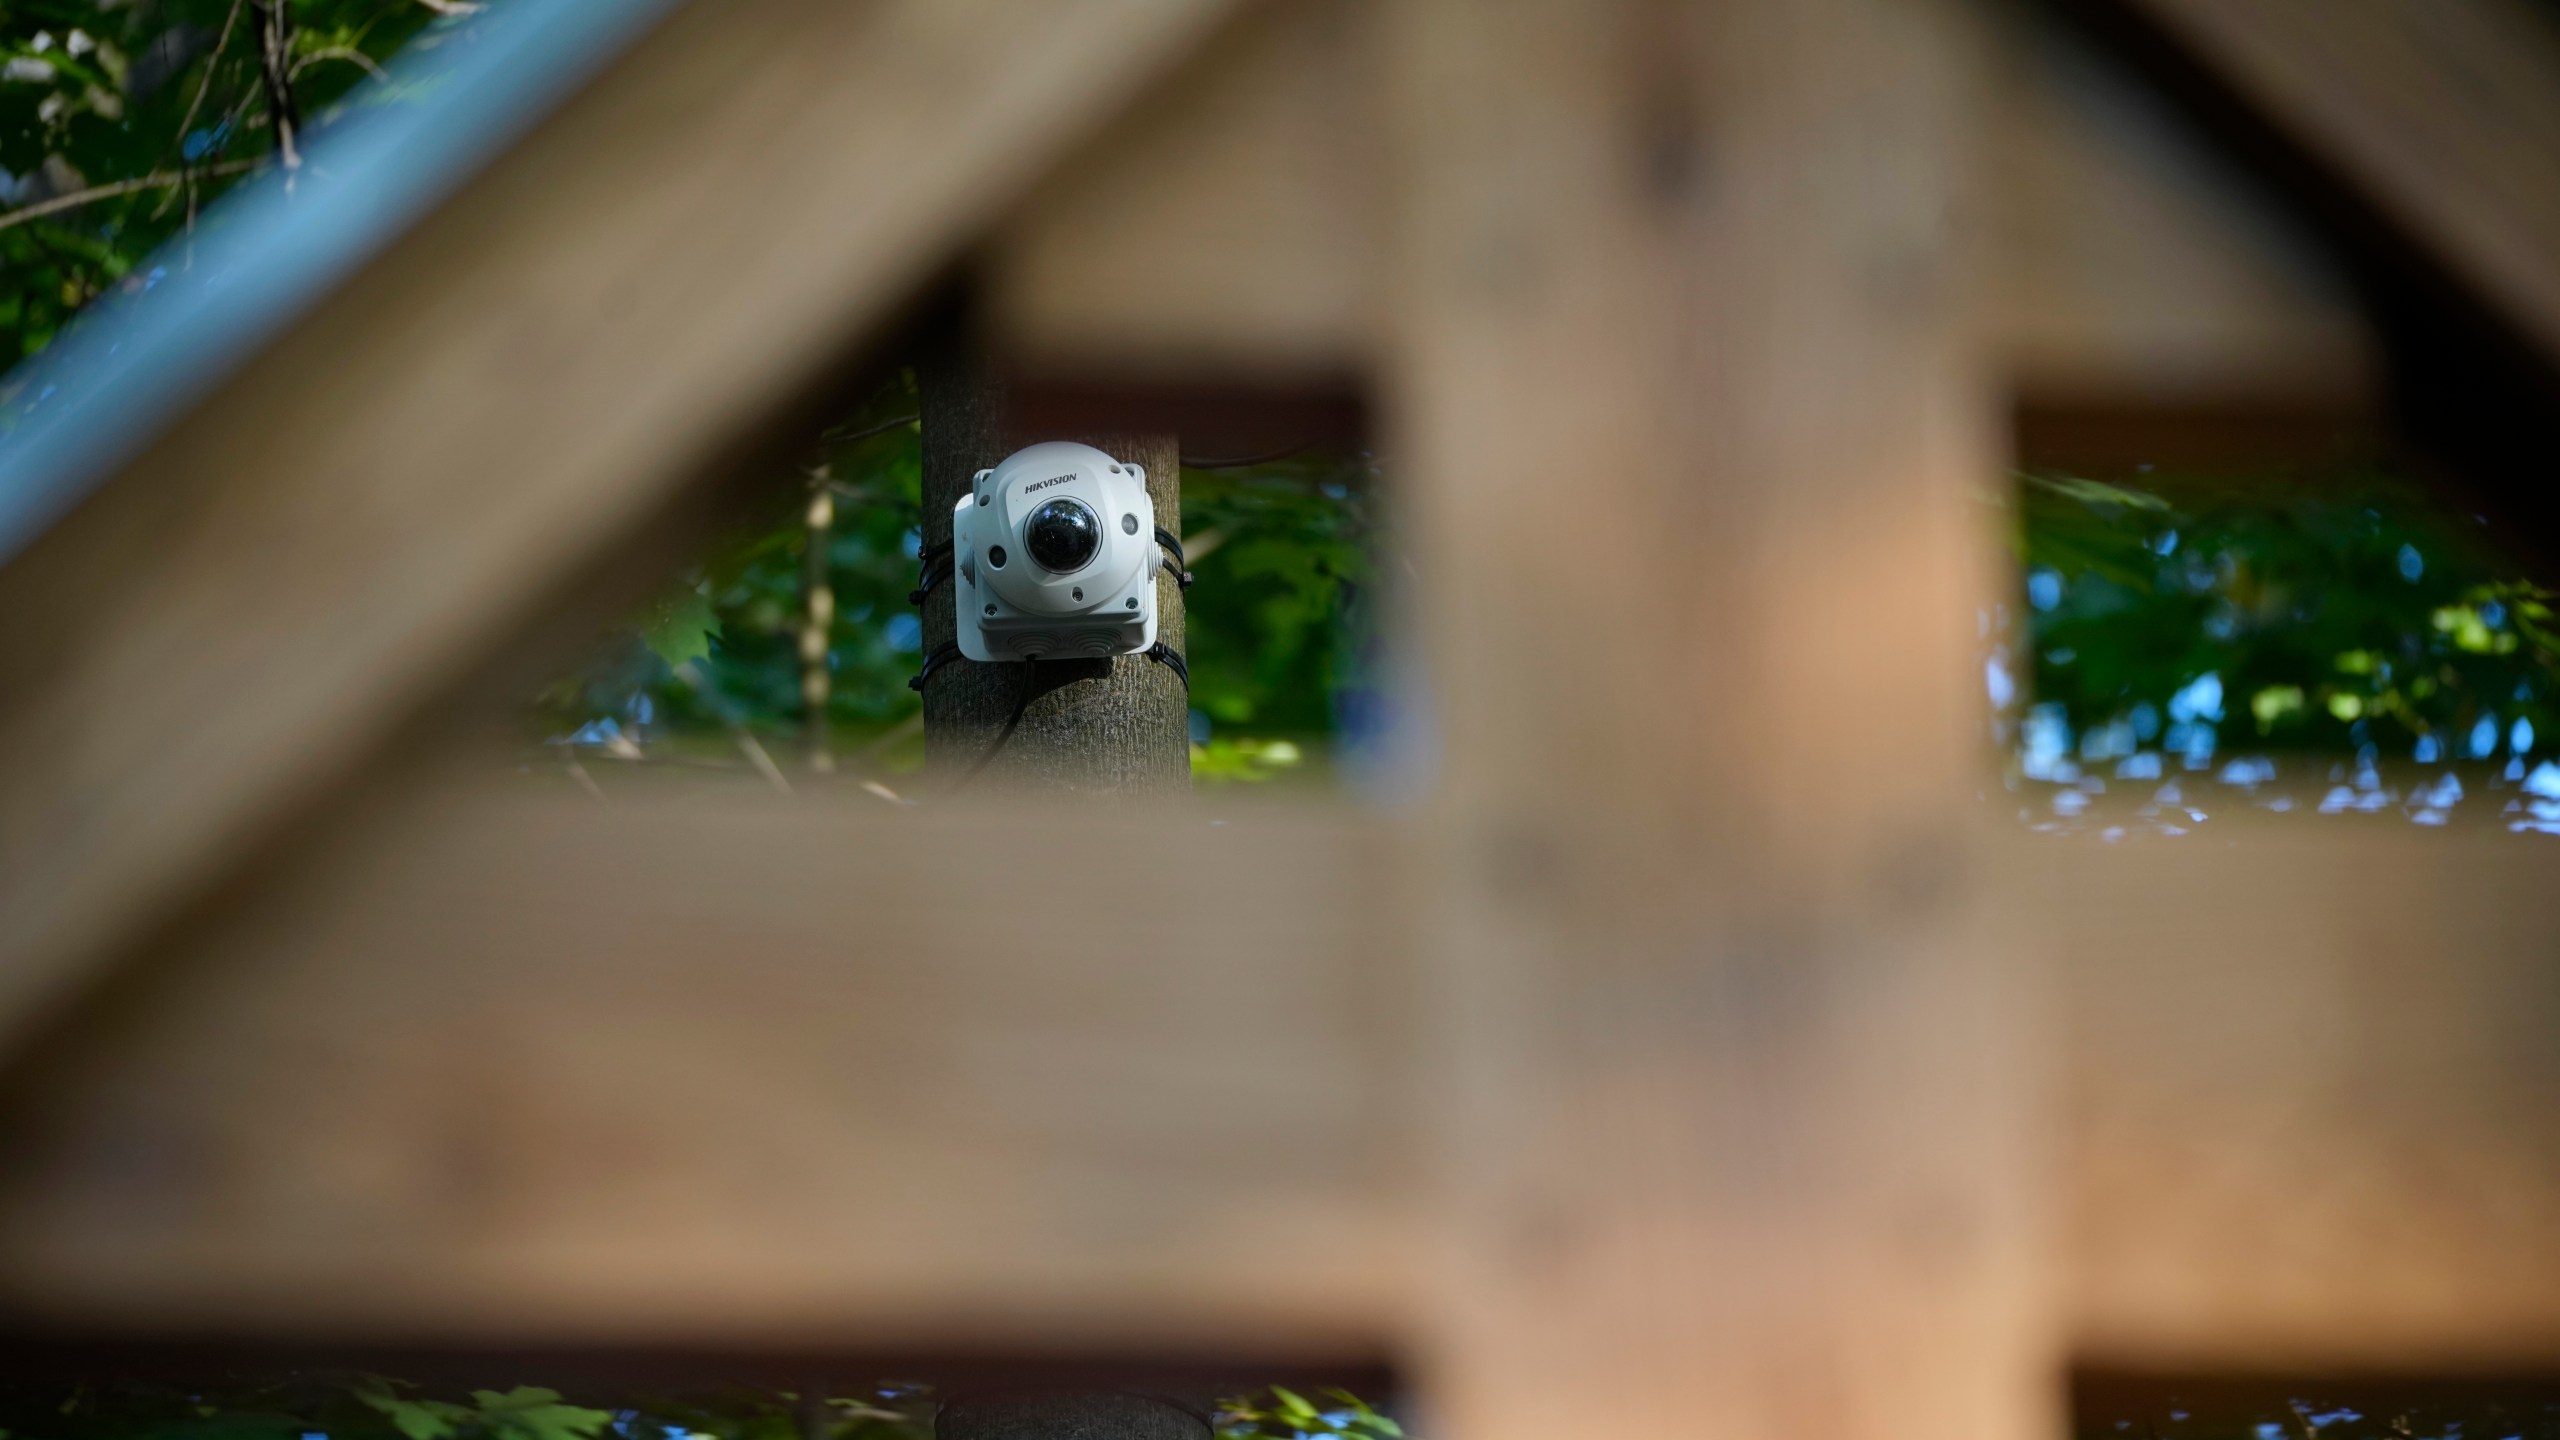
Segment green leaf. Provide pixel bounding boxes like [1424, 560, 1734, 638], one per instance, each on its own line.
[641, 585, 720, 668]
[1191, 736, 1302, 784]
[354, 1381, 468, 1440]
[472, 1387, 615, 1440]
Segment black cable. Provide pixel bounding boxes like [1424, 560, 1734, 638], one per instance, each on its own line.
[955, 657, 1040, 790]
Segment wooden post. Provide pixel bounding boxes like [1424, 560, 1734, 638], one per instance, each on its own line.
[1385, 5, 2041, 1440]
[914, 311, 1190, 792]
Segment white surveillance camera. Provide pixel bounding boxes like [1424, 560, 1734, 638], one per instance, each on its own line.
[953, 440, 1162, 662]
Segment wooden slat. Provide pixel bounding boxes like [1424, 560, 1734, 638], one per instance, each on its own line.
[0, 778, 1405, 1354]
[1991, 7, 2378, 406]
[2038, 823, 2560, 1374]
[0, 0, 1240, 1059]
[1383, 4, 2044, 1440]
[987, 0, 1379, 386]
[2122, 0, 2560, 370]
[7, 779, 2560, 1374]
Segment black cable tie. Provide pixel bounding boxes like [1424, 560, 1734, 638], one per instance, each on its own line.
[1145, 641, 1190, 691]
[908, 640, 962, 692]
[909, 540, 956, 607]
[1154, 526, 1194, 591]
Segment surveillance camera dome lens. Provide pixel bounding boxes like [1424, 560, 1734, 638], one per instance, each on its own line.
[1025, 497, 1101, 573]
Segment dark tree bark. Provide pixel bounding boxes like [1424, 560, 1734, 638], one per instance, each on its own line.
[936, 1393, 1210, 1440]
[914, 314, 1188, 794]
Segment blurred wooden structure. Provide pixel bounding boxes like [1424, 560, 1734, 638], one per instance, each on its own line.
[3, 0, 2560, 1427]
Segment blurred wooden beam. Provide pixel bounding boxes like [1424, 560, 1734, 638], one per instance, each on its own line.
[2113, 0, 2560, 372]
[2038, 824, 2560, 1374]
[0, 780, 1406, 1355]
[1385, 5, 2045, 1440]
[1991, 6, 2380, 408]
[0, 0, 1241, 1063]
[9, 767, 2560, 1376]
[1, 0, 2552, 1386]
[986, 0, 1380, 391]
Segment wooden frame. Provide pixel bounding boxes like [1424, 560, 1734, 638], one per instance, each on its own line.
[4, 0, 2560, 1431]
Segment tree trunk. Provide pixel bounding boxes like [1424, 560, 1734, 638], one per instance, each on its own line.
[912, 322, 1196, 1439]
[937, 1393, 1209, 1440]
[914, 315, 1189, 793]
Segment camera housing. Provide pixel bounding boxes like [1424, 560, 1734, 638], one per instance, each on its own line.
[953, 440, 1162, 662]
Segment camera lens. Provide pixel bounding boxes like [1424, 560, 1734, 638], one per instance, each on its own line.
[1024, 497, 1101, 573]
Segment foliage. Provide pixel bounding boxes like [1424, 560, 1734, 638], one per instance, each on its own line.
[354, 1384, 613, 1440]
[2011, 464, 2560, 772]
[6, 1377, 586, 1440]
[1175, 454, 1379, 743]
[0, 1374, 942, 1440]
[0, 0, 480, 369]
[1189, 735, 1305, 784]
[530, 372, 933, 769]
[1216, 1388, 1400, 1440]
[0, 1377, 1399, 1440]
[2077, 1384, 2560, 1440]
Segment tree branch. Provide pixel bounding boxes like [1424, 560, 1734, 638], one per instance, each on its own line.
[151, 0, 253, 222]
[248, 0, 302, 175]
[819, 412, 920, 445]
[0, 161, 263, 233]
[173, 0, 249, 164]
[289, 46, 386, 84]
